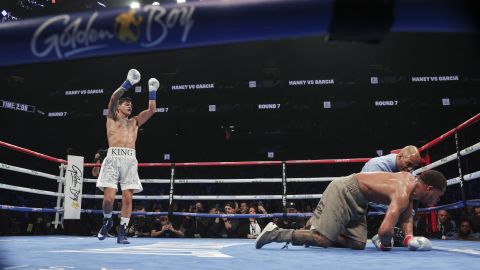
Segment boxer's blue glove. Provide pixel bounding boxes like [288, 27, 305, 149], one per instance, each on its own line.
[148, 78, 159, 100]
[121, 69, 141, 90]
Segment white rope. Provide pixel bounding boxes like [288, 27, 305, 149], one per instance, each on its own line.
[465, 170, 480, 181]
[460, 141, 480, 156]
[415, 152, 458, 174]
[81, 194, 169, 200]
[83, 178, 171, 183]
[68, 194, 323, 200]
[0, 162, 60, 181]
[175, 178, 281, 184]
[286, 177, 334, 183]
[414, 142, 480, 174]
[0, 183, 61, 197]
[83, 178, 99, 183]
[172, 177, 333, 183]
[0, 183, 169, 200]
[4, 168, 480, 199]
[447, 170, 480, 186]
[4, 169, 480, 199]
[447, 177, 461, 186]
[287, 194, 323, 199]
[137, 178, 170, 184]
[173, 194, 322, 200]
[83, 177, 334, 184]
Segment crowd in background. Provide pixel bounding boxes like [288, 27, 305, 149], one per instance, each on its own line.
[1, 197, 479, 242]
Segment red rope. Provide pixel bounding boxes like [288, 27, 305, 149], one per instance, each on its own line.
[85, 158, 372, 167]
[0, 140, 66, 164]
[419, 113, 480, 152]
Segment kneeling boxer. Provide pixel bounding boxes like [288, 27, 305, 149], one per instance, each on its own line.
[256, 170, 446, 251]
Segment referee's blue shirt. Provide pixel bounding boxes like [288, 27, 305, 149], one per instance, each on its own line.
[361, 154, 398, 172]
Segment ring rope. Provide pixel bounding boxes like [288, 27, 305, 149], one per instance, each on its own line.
[90, 158, 373, 168]
[414, 141, 480, 174]
[81, 177, 336, 184]
[418, 113, 480, 152]
[0, 162, 60, 181]
[0, 183, 62, 197]
[0, 140, 66, 164]
[446, 170, 480, 186]
[2, 169, 479, 199]
[2, 169, 478, 201]
[2, 199, 480, 216]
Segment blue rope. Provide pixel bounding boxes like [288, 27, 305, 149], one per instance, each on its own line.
[3, 200, 479, 217]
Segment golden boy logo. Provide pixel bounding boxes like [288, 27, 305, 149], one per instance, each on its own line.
[115, 9, 143, 42]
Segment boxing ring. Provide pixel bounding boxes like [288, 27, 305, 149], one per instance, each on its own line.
[1, 111, 479, 269]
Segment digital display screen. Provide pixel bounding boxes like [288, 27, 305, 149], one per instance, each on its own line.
[0, 100, 36, 113]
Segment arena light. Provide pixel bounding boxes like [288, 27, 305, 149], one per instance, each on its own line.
[97, 1, 106, 7]
[442, 98, 451, 106]
[130, 1, 140, 9]
[152, 1, 160, 5]
[177, 0, 186, 3]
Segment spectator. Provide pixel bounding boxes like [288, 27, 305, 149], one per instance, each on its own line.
[278, 202, 305, 230]
[452, 219, 479, 241]
[236, 202, 250, 235]
[256, 201, 273, 225]
[431, 210, 456, 240]
[221, 202, 239, 238]
[257, 201, 268, 215]
[238, 202, 249, 214]
[238, 207, 263, 239]
[471, 207, 480, 233]
[128, 205, 151, 238]
[169, 202, 184, 230]
[205, 207, 223, 238]
[183, 202, 209, 238]
[151, 216, 184, 238]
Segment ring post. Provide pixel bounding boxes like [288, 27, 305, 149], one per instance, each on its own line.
[454, 130, 467, 207]
[281, 161, 287, 218]
[168, 163, 176, 218]
[54, 163, 65, 229]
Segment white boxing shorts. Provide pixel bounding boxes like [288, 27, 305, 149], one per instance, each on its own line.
[96, 147, 143, 193]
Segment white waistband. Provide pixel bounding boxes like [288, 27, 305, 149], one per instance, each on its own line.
[108, 147, 136, 157]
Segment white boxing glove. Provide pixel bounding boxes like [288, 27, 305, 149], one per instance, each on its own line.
[121, 69, 141, 90]
[403, 235, 432, 251]
[372, 234, 393, 251]
[148, 78, 159, 100]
